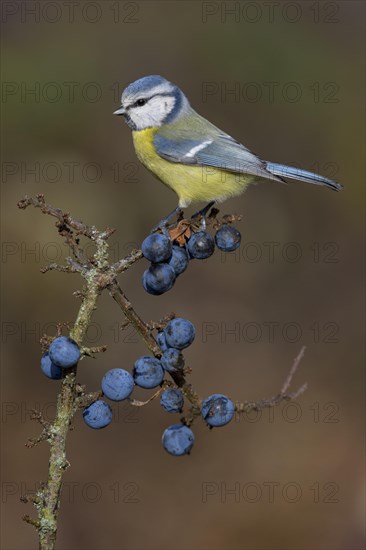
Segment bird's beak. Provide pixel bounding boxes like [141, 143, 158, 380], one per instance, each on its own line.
[113, 106, 126, 116]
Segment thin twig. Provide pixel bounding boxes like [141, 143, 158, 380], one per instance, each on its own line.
[17, 194, 103, 239]
[111, 249, 143, 273]
[107, 280, 187, 389]
[129, 388, 164, 407]
[281, 346, 306, 395]
[236, 347, 308, 415]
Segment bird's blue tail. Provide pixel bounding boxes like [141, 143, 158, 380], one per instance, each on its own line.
[265, 162, 343, 191]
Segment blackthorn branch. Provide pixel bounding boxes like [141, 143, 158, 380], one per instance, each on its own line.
[18, 194, 307, 550]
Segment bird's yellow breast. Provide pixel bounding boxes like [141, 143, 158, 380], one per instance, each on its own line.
[132, 128, 251, 208]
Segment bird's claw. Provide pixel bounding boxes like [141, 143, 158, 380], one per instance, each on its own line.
[150, 220, 170, 236]
[150, 206, 183, 235]
[191, 201, 215, 231]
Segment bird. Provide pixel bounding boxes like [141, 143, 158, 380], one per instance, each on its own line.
[114, 75, 342, 225]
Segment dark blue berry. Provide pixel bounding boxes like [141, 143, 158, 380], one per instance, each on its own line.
[101, 368, 134, 401]
[160, 389, 184, 413]
[162, 424, 195, 456]
[164, 318, 195, 350]
[160, 348, 184, 373]
[83, 400, 113, 429]
[187, 231, 215, 259]
[41, 353, 63, 380]
[141, 234, 172, 263]
[48, 336, 80, 368]
[133, 356, 164, 389]
[142, 263, 176, 295]
[201, 394, 235, 427]
[215, 225, 241, 252]
[167, 245, 189, 275]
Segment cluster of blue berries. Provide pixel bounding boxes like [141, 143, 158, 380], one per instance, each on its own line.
[141, 223, 241, 295]
[82, 318, 196, 433]
[41, 318, 236, 456]
[162, 392, 235, 456]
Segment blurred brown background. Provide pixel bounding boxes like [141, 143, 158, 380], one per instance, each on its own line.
[1, 1, 364, 549]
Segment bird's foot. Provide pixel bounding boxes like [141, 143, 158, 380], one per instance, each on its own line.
[191, 201, 216, 230]
[150, 206, 183, 235]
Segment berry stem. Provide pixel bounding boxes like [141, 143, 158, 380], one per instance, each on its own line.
[108, 281, 187, 388]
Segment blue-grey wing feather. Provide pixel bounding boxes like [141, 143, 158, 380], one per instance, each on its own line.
[154, 115, 282, 182]
[153, 135, 200, 164]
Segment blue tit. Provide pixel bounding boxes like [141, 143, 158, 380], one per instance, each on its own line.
[114, 75, 342, 214]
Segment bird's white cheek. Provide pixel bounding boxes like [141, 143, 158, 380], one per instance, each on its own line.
[131, 110, 161, 130]
[147, 96, 176, 125]
[129, 96, 177, 130]
[162, 96, 176, 115]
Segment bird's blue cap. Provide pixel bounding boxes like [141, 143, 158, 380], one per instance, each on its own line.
[122, 75, 172, 100]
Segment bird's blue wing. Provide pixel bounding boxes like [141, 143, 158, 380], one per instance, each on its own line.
[154, 132, 283, 182]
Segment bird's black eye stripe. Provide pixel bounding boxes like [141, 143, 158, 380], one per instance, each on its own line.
[128, 92, 175, 110]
